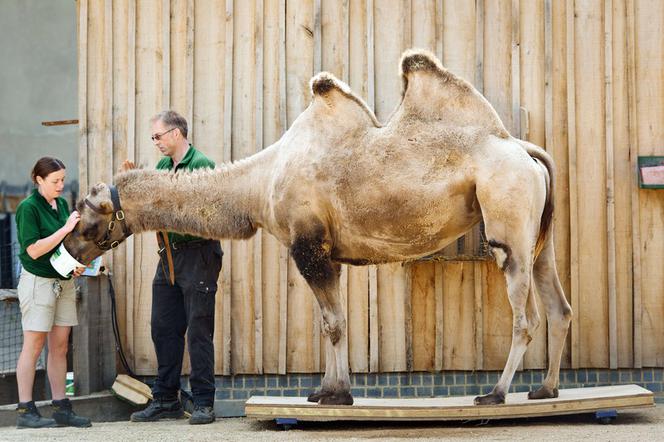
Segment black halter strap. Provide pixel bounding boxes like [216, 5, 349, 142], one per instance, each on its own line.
[84, 185, 132, 250]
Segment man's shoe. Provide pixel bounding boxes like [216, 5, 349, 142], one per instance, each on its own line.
[130, 398, 184, 422]
[52, 398, 92, 427]
[188, 405, 215, 425]
[16, 401, 57, 429]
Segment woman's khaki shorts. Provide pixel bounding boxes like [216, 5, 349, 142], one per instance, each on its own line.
[17, 268, 78, 332]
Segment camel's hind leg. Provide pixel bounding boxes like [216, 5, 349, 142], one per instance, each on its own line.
[290, 226, 353, 406]
[529, 233, 573, 399]
[474, 235, 539, 405]
[473, 164, 545, 405]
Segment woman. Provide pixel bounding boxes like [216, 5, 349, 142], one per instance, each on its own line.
[14, 157, 91, 428]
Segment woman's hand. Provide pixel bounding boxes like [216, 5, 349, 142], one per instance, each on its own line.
[72, 266, 86, 277]
[62, 211, 80, 234]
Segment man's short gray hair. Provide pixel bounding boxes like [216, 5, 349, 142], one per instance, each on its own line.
[151, 110, 188, 138]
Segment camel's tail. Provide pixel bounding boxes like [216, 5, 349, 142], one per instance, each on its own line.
[521, 142, 555, 259]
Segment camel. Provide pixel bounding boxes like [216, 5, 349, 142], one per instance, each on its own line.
[64, 49, 572, 406]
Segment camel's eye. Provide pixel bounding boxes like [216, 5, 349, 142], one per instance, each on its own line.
[82, 224, 99, 240]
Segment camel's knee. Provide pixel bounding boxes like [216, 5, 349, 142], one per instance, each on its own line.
[488, 239, 513, 272]
[513, 313, 532, 344]
[322, 317, 346, 345]
[549, 304, 573, 332]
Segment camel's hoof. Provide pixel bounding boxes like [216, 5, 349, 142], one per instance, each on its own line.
[318, 391, 354, 406]
[528, 386, 559, 400]
[307, 390, 332, 403]
[473, 391, 505, 405]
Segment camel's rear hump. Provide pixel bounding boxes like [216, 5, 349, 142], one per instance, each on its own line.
[399, 49, 509, 138]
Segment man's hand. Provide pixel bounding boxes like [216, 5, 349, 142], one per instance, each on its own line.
[119, 160, 137, 173]
[72, 267, 86, 277]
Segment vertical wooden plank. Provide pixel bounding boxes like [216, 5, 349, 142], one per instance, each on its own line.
[231, 0, 259, 373]
[254, 0, 265, 374]
[369, 265, 379, 371]
[78, 0, 89, 195]
[609, 0, 633, 368]
[170, 0, 194, 122]
[286, 0, 317, 373]
[277, 0, 289, 375]
[575, 0, 609, 368]
[221, 0, 234, 375]
[321, 0, 350, 371]
[510, 0, 520, 137]
[604, 0, 618, 370]
[547, 0, 572, 369]
[262, 0, 288, 375]
[433, 263, 444, 371]
[111, 0, 131, 369]
[482, 0, 513, 371]
[442, 262, 476, 369]
[625, 0, 641, 368]
[566, 0, 580, 369]
[170, 0, 194, 377]
[443, 0, 476, 80]
[474, 0, 484, 93]
[482, 262, 512, 370]
[347, 0, 370, 373]
[133, 0, 169, 374]
[192, 0, 229, 374]
[366, 0, 378, 373]
[373, 0, 411, 372]
[634, 0, 664, 368]
[411, 0, 437, 51]
[520, 0, 547, 370]
[411, 263, 436, 371]
[125, 0, 137, 373]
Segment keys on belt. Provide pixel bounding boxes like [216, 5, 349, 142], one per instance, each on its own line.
[52, 280, 63, 298]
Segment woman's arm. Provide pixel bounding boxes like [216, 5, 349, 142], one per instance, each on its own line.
[26, 211, 80, 260]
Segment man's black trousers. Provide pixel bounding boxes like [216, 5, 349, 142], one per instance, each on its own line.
[150, 240, 222, 407]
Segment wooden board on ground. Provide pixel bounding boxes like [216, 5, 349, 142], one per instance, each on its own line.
[245, 385, 654, 421]
[111, 374, 152, 406]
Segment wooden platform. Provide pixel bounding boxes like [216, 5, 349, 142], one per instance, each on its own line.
[245, 385, 654, 421]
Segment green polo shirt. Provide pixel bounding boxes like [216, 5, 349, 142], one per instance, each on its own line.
[156, 144, 215, 244]
[16, 189, 71, 279]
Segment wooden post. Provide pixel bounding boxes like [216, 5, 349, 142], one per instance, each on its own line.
[72, 276, 116, 395]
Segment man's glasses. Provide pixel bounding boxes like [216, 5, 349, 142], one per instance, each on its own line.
[151, 127, 176, 141]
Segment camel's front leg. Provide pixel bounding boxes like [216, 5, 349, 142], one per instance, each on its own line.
[290, 226, 353, 406]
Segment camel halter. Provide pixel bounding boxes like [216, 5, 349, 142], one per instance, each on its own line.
[84, 185, 132, 250]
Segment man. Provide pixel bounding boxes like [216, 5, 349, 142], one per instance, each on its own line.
[127, 110, 222, 425]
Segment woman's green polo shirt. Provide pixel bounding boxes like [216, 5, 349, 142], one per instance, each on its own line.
[15, 189, 71, 279]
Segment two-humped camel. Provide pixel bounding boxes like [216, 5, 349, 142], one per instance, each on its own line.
[64, 49, 572, 406]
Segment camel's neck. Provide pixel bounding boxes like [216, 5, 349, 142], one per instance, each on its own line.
[114, 152, 272, 240]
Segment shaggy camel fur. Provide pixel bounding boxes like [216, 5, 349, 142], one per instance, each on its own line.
[64, 49, 572, 406]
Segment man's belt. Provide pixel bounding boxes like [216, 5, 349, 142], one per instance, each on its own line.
[170, 239, 215, 250]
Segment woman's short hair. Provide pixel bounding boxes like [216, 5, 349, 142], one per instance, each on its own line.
[31, 157, 66, 184]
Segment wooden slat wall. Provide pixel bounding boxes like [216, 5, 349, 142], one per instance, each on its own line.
[77, 0, 664, 375]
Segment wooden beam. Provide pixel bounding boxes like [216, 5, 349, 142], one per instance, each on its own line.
[41, 119, 79, 126]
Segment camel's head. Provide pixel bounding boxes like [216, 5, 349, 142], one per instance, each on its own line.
[63, 182, 132, 265]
